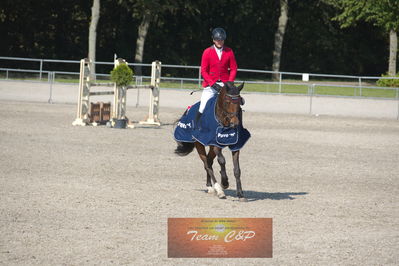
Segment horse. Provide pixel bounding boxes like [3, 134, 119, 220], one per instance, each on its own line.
[174, 81, 248, 202]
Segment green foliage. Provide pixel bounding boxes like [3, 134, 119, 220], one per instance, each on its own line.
[1, 0, 392, 75]
[324, 0, 399, 31]
[110, 64, 133, 87]
[377, 74, 399, 88]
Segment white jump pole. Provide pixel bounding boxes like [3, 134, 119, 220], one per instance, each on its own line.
[72, 58, 91, 126]
[140, 60, 161, 126]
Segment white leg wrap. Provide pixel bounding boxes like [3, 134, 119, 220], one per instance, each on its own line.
[207, 186, 216, 194]
[214, 183, 226, 198]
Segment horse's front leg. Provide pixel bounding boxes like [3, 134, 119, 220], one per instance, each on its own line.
[213, 147, 229, 189]
[232, 150, 247, 202]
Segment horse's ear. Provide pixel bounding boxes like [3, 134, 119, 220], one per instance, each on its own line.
[237, 82, 245, 92]
[225, 81, 233, 88]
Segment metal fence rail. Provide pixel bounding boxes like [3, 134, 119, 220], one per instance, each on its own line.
[1, 66, 398, 97]
[1, 56, 399, 119]
[2, 55, 399, 85]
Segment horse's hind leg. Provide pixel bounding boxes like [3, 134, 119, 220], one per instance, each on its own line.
[195, 143, 226, 199]
[206, 149, 216, 195]
[205, 172, 216, 194]
[214, 147, 229, 189]
[232, 150, 247, 202]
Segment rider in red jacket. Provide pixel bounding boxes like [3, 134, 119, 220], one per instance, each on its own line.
[196, 28, 238, 123]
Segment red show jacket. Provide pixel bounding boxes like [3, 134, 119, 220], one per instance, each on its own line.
[200, 45, 238, 88]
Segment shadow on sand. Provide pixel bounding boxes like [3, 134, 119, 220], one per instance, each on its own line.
[225, 190, 308, 202]
[197, 189, 308, 202]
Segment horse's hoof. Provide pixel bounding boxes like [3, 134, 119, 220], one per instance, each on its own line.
[218, 195, 227, 199]
[221, 183, 229, 189]
[239, 197, 248, 202]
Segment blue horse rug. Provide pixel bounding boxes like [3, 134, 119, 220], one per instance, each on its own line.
[174, 96, 251, 151]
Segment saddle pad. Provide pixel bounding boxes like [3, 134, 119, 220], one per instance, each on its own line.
[174, 96, 251, 151]
[173, 102, 199, 143]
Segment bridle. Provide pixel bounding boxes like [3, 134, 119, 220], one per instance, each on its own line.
[221, 93, 241, 120]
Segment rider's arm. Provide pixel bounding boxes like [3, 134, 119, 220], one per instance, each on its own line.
[228, 50, 238, 82]
[200, 49, 213, 87]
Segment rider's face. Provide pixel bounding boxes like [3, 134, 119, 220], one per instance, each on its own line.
[213, 39, 224, 48]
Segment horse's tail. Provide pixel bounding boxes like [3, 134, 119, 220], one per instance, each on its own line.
[175, 141, 195, 156]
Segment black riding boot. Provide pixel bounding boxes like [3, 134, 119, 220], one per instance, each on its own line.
[195, 112, 202, 128]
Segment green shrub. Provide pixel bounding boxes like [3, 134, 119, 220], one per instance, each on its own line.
[376, 73, 399, 87]
[110, 64, 133, 87]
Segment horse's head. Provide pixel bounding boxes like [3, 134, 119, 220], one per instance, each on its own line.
[217, 81, 244, 128]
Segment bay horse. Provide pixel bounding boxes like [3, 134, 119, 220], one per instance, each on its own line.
[174, 82, 247, 202]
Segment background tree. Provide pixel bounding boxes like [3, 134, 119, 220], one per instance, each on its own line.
[325, 0, 399, 75]
[0, 0, 391, 76]
[272, 0, 289, 80]
[89, 0, 100, 80]
[134, 8, 151, 76]
[0, 0, 91, 61]
[118, 0, 191, 76]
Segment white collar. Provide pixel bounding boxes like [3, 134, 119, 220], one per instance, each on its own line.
[213, 44, 223, 51]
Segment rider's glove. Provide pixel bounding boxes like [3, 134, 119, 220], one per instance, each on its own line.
[211, 83, 223, 92]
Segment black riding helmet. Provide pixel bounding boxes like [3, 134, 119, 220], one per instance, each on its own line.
[212, 27, 226, 41]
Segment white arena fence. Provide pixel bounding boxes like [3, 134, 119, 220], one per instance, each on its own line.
[1, 56, 399, 89]
[1, 56, 399, 120]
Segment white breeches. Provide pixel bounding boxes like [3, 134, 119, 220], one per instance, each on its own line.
[198, 82, 224, 113]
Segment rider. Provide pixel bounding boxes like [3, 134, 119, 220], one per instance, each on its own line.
[196, 27, 238, 123]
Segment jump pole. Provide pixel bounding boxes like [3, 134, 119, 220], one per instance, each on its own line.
[72, 58, 91, 126]
[139, 60, 161, 126]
